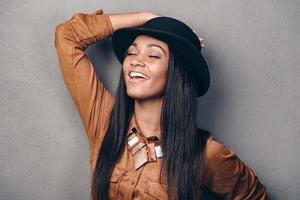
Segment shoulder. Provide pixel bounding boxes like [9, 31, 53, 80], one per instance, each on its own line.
[203, 136, 235, 164]
[201, 136, 240, 179]
[194, 129, 234, 166]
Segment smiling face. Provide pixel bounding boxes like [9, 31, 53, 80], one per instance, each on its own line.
[122, 35, 170, 100]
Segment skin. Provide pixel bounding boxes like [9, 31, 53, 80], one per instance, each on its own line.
[122, 35, 170, 138]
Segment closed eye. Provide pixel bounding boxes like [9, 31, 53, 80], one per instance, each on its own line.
[127, 52, 136, 56]
[149, 55, 160, 59]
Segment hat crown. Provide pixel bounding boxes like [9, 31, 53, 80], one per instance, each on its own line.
[141, 17, 202, 52]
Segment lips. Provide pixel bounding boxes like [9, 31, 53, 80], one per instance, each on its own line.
[129, 71, 150, 80]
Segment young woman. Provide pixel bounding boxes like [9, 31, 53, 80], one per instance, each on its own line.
[55, 8, 269, 200]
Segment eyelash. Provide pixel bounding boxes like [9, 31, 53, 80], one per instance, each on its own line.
[127, 53, 160, 59]
[149, 55, 160, 59]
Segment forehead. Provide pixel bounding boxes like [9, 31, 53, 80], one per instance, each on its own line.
[129, 35, 169, 51]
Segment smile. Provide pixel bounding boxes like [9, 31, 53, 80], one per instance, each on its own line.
[129, 71, 150, 80]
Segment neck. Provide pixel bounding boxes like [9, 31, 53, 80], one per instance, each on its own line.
[134, 96, 163, 138]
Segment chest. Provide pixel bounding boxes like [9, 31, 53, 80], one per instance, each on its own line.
[108, 145, 173, 200]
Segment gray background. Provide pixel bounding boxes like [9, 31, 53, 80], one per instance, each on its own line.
[1, 0, 299, 199]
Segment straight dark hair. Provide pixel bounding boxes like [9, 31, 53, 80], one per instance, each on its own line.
[92, 45, 210, 200]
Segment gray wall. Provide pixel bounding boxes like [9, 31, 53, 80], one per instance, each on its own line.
[1, 0, 299, 199]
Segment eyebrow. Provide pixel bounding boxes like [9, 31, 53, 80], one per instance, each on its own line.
[130, 43, 167, 55]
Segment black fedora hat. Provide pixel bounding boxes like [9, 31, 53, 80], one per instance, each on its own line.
[111, 16, 210, 97]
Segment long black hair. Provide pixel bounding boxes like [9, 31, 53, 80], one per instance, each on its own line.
[92, 44, 210, 200]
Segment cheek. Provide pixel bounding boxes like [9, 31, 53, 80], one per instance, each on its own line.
[122, 61, 130, 80]
[122, 60, 128, 73]
[148, 65, 169, 92]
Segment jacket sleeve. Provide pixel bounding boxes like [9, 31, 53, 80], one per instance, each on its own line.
[201, 136, 270, 200]
[54, 9, 115, 151]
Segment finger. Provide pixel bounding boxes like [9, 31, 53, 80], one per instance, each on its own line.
[193, 30, 205, 47]
[198, 36, 204, 42]
[198, 37, 205, 48]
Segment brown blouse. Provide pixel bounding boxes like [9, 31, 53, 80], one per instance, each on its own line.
[54, 8, 269, 200]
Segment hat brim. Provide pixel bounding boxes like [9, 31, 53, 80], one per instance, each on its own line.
[112, 27, 210, 97]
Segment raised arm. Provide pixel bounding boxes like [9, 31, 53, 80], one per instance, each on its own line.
[54, 9, 116, 151]
[54, 8, 159, 156]
[107, 11, 160, 31]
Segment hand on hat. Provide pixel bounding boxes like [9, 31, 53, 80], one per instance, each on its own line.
[198, 36, 205, 48]
[193, 30, 205, 48]
[144, 12, 161, 22]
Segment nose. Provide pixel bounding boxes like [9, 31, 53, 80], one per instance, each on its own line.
[130, 55, 145, 67]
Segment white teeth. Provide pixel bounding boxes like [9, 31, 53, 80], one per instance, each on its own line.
[129, 71, 150, 80]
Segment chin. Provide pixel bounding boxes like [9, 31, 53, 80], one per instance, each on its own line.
[126, 90, 149, 100]
[126, 89, 164, 101]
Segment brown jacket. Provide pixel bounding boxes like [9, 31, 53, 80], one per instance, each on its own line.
[54, 8, 269, 200]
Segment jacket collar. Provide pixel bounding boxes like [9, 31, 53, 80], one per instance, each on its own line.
[127, 112, 162, 139]
[127, 112, 142, 136]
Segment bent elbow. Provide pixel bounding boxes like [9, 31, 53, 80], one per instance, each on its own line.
[54, 22, 69, 47]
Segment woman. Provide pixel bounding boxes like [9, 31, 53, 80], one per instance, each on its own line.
[54, 8, 269, 200]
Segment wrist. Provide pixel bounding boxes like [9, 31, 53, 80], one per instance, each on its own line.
[142, 12, 161, 23]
